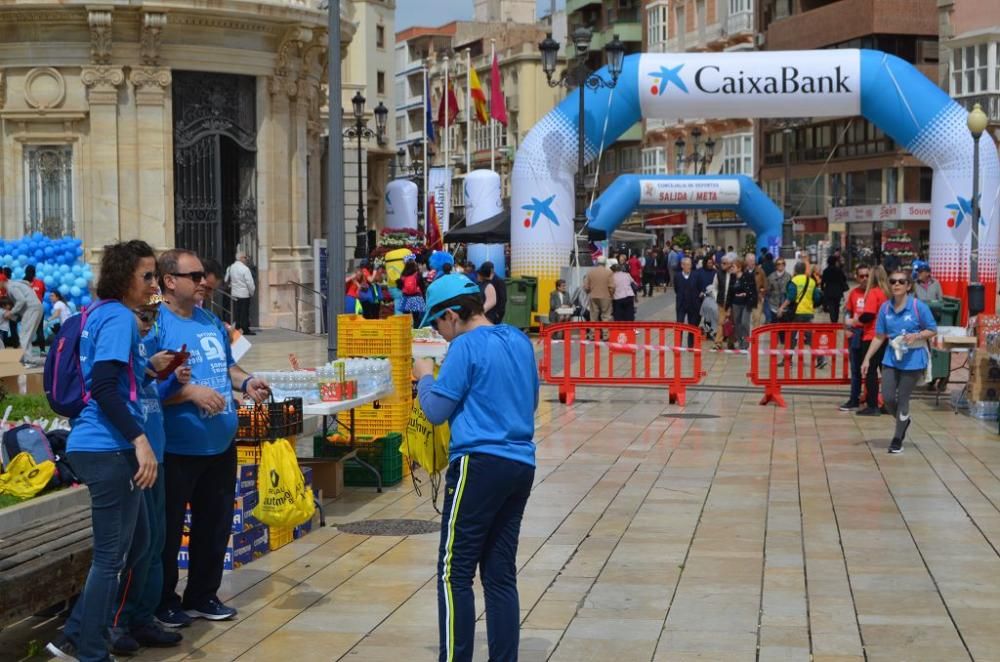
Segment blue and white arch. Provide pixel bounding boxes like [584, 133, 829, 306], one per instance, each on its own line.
[587, 175, 782, 258]
[512, 50, 1000, 314]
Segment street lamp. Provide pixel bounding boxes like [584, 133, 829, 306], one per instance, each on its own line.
[967, 102, 989, 317]
[674, 130, 716, 246]
[343, 91, 388, 259]
[540, 28, 625, 245]
[393, 147, 405, 179]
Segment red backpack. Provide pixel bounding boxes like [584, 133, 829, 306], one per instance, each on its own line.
[401, 273, 421, 296]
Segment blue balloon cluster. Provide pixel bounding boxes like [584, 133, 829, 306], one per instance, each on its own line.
[0, 233, 93, 317]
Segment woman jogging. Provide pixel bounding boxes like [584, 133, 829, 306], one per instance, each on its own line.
[412, 274, 538, 662]
[856, 266, 891, 416]
[861, 269, 937, 453]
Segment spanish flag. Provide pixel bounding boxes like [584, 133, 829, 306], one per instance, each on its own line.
[469, 67, 489, 125]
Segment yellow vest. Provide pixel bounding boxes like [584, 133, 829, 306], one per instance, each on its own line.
[791, 275, 816, 316]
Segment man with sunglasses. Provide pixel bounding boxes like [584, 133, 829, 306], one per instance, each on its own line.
[153, 249, 269, 628]
[840, 264, 871, 411]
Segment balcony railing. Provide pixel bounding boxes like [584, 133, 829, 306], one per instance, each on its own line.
[958, 93, 1000, 123]
[726, 10, 753, 35]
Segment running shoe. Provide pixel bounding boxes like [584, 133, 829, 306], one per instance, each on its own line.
[889, 437, 903, 453]
[110, 628, 139, 656]
[184, 597, 237, 621]
[856, 407, 881, 417]
[45, 636, 78, 661]
[131, 623, 183, 647]
[154, 605, 193, 629]
[838, 401, 860, 412]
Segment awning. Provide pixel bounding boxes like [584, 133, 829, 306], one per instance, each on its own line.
[443, 210, 510, 244]
[610, 229, 658, 243]
[644, 212, 687, 227]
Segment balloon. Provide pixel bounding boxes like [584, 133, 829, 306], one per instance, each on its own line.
[43, 277, 55, 288]
[80, 296, 92, 308]
[60, 265, 70, 273]
[44, 247, 54, 257]
[70, 286, 81, 298]
[58, 284, 70, 296]
[74, 278, 87, 288]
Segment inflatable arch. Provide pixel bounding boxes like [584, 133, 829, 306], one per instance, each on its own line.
[587, 174, 783, 257]
[512, 50, 1000, 315]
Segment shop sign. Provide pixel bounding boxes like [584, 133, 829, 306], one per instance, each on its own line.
[705, 209, 744, 227]
[828, 203, 931, 224]
[644, 212, 688, 227]
[639, 179, 741, 206]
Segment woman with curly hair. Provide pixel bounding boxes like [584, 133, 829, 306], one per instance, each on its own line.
[48, 240, 175, 662]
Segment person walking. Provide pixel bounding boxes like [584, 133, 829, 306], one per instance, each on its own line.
[856, 266, 891, 416]
[675, 257, 702, 348]
[155, 249, 269, 628]
[611, 264, 637, 322]
[583, 257, 614, 326]
[778, 262, 826, 368]
[861, 270, 937, 453]
[716, 253, 737, 349]
[821, 255, 849, 324]
[728, 259, 758, 350]
[46, 240, 169, 662]
[224, 253, 255, 335]
[477, 261, 507, 325]
[765, 258, 791, 324]
[4, 274, 44, 365]
[413, 275, 538, 662]
[628, 253, 642, 286]
[840, 263, 871, 411]
[655, 248, 669, 289]
[641, 249, 658, 297]
[745, 253, 767, 328]
[398, 259, 427, 328]
[913, 264, 943, 303]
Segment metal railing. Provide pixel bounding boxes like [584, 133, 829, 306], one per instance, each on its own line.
[205, 287, 236, 324]
[288, 281, 327, 335]
[726, 10, 754, 35]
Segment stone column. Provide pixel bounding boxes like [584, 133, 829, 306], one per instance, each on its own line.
[291, 79, 311, 248]
[81, 65, 124, 250]
[129, 67, 173, 250]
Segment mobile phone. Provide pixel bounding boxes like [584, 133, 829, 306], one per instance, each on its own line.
[156, 344, 190, 380]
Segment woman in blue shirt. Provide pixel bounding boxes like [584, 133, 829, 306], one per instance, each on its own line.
[413, 274, 538, 662]
[861, 269, 937, 454]
[48, 241, 174, 662]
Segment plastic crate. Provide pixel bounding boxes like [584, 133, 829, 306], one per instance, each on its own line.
[268, 525, 294, 551]
[343, 433, 404, 487]
[236, 396, 303, 442]
[337, 314, 412, 359]
[337, 397, 411, 438]
[236, 444, 262, 466]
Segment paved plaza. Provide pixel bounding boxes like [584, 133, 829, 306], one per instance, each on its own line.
[5, 294, 1000, 661]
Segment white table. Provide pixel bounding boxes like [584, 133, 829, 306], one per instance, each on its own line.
[412, 341, 448, 360]
[303, 388, 395, 492]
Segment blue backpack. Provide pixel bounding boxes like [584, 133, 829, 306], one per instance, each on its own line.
[1, 424, 60, 487]
[43, 300, 135, 419]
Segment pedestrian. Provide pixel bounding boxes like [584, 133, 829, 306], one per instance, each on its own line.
[628, 253, 642, 285]
[549, 279, 574, 324]
[47, 290, 71, 336]
[583, 256, 614, 327]
[155, 249, 269, 628]
[477, 261, 507, 325]
[413, 275, 538, 662]
[821, 255, 849, 324]
[398, 259, 427, 328]
[861, 270, 937, 453]
[745, 253, 767, 328]
[0, 297, 13, 348]
[728, 259, 758, 350]
[655, 248, 669, 288]
[46, 240, 169, 662]
[717, 253, 738, 349]
[778, 262, 826, 368]
[641, 249, 657, 297]
[668, 245, 682, 287]
[24, 265, 47, 353]
[675, 257, 702, 348]
[3, 272, 44, 365]
[856, 265, 891, 416]
[765, 257, 791, 324]
[761, 251, 776, 276]
[913, 264, 943, 303]
[611, 264, 637, 322]
[840, 263, 871, 412]
[223, 253, 255, 336]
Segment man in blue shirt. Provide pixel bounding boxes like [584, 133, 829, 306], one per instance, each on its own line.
[154, 249, 269, 627]
[413, 274, 537, 662]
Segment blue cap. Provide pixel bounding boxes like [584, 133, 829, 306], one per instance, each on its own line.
[419, 274, 483, 328]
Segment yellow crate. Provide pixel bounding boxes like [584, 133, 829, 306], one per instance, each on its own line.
[236, 444, 261, 466]
[268, 525, 294, 551]
[338, 315, 412, 359]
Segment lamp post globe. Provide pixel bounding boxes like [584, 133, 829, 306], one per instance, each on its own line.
[605, 34, 625, 81]
[539, 33, 559, 80]
[967, 103, 989, 316]
[351, 91, 365, 120]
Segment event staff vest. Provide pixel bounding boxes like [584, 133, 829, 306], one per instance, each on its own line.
[791, 275, 816, 316]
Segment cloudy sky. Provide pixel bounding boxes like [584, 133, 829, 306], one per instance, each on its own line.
[396, 0, 565, 32]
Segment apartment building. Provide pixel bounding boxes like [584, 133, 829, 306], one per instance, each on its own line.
[938, 0, 1000, 139]
[641, 0, 757, 249]
[756, 0, 939, 268]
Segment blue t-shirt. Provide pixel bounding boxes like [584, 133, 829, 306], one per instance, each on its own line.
[876, 296, 937, 371]
[67, 302, 146, 453]
[155, 304, 237, 456]
[430, 324, 538, 466]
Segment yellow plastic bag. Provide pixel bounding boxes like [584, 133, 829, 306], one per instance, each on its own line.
[401, 400, 450, 476]
[0, 452, 55, 499]
[252, 438, 315, 527]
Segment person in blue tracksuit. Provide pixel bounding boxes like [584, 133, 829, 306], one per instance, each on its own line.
[413, 274, 538, 662]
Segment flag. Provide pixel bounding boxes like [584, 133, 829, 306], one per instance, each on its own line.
[490, 52, 508, 126]
[426, 194, 443, 251]
[469, 67, 489, 125]
[424, 75, 435, 143]
[437, 82, 460, 128]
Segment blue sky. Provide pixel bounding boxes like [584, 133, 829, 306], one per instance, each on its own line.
[396, 0, 565, 32]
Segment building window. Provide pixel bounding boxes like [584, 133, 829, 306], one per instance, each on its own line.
[789, 177, 826, 216]
[619, 147, 640, 173]
[641, 146, 666, 174]
[395, 116, 406, 139]
[951, 43, 990, 96]
[646, 1, 669, 51]
[696, 0, 706, 41]
[720, 133, 753, 176]
[675, 6, 685, 48]
[601, 150, 617, 174]
[377, 71, 386, 95]
[24, 145, 73, 238]
[376, 25, 385, 49]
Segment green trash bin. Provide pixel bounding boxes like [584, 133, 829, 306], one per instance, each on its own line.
[504, 276, 538, 329]
[929, 296, 963, 382]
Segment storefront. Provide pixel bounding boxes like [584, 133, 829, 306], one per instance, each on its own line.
[643, 212, 687, 246]
[704, 210, 752, 253]
[829, 203, 932, 271]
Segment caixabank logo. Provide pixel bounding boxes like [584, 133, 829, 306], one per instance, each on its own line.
[647, 63, 854, 96]
[521, 195, 559, 229]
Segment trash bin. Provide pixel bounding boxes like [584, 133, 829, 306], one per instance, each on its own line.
[929, 296, 963, 383]
[504, 276, 538, 329]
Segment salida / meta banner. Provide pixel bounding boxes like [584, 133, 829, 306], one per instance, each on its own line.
[639, 179, 741, 207]
[639, 50, 862, 119]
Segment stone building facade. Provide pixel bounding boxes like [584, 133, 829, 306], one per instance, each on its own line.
[0, 0, 356, 329]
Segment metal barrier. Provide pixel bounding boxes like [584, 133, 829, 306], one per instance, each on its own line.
[538, 321, 705, 406]
[747, 323, 850, 407]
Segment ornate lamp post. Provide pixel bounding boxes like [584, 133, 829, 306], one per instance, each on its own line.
[539, 28, 625, 239]
[674, 129, 716, 246]
[967, 102, 989, 317]
[343, 91, 388, 259]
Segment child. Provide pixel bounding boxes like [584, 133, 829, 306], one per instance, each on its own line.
[412, 274, 538, 662]
[0, 297, 12, 348]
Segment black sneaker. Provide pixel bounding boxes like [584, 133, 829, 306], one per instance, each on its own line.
[184, 597, 237, 621]
[817, 358, 828, 369]
[856, 407, 881, 416]
[889, 437, 903, 453]
[45, 636, 78, 661]
[110, 628, 140, 656]
[155, 605, 193, 629]
[839, 401, 860, 412]
[880, 406, 890, 415]
[131, 622, 183, 647]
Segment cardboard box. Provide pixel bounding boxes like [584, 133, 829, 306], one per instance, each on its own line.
[0, 349, 44, 395]
[233, 492, 260, 533]
[179, 531, 255, 571]
[237, 463, 258, 485]
[297, 459, 343, 501]
[234, 471, 257, 496]
[251, 525, 269, 558]
[293, 518, 313, 539]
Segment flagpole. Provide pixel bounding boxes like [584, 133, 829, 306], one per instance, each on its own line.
[466, 49, 472, 175]
[490, 39, 496, 172]
[444, 55, 450, 190]
[422, 63, 429, 234]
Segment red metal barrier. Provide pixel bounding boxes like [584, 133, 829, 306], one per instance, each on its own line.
[538, 321, 706, 406]
[747, 323, 850, 407]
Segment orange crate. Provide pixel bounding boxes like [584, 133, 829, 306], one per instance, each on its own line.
[338, 315, 412, 359]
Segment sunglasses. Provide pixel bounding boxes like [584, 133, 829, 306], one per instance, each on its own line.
[133, 307, 159, 325]
[857, 273, 870, 278]
[889, 278, 909, 285]
[141, 271, 157, 283]
[171, 271, 207, 283]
